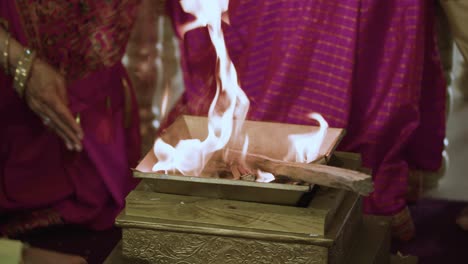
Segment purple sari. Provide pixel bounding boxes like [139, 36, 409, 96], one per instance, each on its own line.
[0, 0, 141, 234]
[165, 0, 446, 217]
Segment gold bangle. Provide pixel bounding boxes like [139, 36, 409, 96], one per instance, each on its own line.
[14, 48, 36, 98]
[2, 32, 9, 74]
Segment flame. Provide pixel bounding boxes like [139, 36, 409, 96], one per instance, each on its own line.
[256, 170, 275, 183]
[152, 0, 249, 176]
[160, 83, 170, 120]
[240, 135, 249, 166]
[284, 113, 329, 163]
[152, 0, 329, 180]
[151, 83, 171, 130]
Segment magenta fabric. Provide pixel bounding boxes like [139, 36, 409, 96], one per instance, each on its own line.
[0, 1, 141, 230]
[165, 0, 446, 216]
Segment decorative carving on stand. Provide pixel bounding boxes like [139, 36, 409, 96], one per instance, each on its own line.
[122, 228, 328, 264]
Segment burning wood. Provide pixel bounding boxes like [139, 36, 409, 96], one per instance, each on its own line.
[203, 149, 373, 196]
[228, 163, 255, 181]
[205, 160, 264, 182]
[230, 164, 242, 180]
[240, 173, 256, 182]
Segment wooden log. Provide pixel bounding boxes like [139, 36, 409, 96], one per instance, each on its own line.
[206, 149, 373, 196]
[230, 164, 241, 180]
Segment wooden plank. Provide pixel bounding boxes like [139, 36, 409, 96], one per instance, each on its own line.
[125, 190, 328, 236]
[116, 214, 333, 245]
[308, 187, 348, 232]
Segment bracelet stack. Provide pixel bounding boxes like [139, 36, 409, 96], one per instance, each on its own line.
[13, 48, 36, 98]
[1, 32, 9, 74]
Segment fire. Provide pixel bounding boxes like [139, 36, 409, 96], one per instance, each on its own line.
[160, 82, 170, 121]
[284, 113, 329, 163]
[152, 83, 170, 130]
[152, 0, 329, 182]
[256, 170, 275, 183]
[239, 135, 249, 168]
[152, 0, 249, 176]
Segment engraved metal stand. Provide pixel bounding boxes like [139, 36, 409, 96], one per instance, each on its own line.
[113, 116, 391, 264]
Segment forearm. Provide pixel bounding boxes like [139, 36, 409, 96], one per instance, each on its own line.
[0, 26, 27, 73]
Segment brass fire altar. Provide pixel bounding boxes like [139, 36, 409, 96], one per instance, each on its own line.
[115, 116, 389, 264]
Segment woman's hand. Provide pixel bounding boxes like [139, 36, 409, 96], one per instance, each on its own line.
[25, 58, 84, 151]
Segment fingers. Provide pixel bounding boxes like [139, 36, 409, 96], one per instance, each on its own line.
[29, 98, 82, 152]
[23, 59, 83, 151]
[50, 77, 82, 139]
[41, 102, 83, 151]
[43, 114, 77, 151]
[48, 95, 83, 138]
